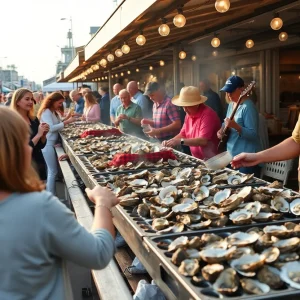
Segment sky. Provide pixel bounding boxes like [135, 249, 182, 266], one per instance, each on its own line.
[0, 0, 116, 84]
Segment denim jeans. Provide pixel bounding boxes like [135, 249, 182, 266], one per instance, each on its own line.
[42, 142, 58, 195]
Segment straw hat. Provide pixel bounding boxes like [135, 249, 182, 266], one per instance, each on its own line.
[172, 86, 207, 107]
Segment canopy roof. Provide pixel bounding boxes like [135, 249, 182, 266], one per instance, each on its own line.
[42, 82, 74, 92]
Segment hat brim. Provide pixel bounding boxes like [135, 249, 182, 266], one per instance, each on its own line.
[220, 85, 235, 93]
[172, 95, 207, 107]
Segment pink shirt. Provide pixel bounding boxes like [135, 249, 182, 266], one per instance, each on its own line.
[180, 104, 221, 160]
[83, 104, 101, 122]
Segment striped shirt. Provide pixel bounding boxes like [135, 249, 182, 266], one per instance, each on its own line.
[153, 96, 180, 139]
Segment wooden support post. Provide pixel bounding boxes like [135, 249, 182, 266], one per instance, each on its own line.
[108, 70, 113, 99]
[173, 45, 180, 96]
[265, 49, 272, 114]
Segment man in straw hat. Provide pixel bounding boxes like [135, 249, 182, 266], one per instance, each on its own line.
[162, 86, 220, 160]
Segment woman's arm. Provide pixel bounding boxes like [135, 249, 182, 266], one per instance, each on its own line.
[41, 109, 64, 132]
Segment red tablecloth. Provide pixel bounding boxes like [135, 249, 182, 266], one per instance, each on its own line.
[80, 128, 122, 138]
[109, 150, 177, 167]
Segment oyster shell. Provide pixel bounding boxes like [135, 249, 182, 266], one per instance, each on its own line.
[172, 202, 198, 213]
[119, 195, 140, 207]
[290, 198, 300, 215]
[186, 248, 201, 259]
[200, 208, 221, 220]
[177, 167, 192, 179]
[201, 233, 222, 244]
[129, 179, 148, 187]
[202, 264, 224, 282]
[257, 266, 284, 289]
[273, 237, 300, 253]
[231, 247, 255, 260]
[229, 209, 253, 225]
[263, 225, 291, 238]
[200, 174, 211, 186]
[271, 196, 289, 213]
[168, 236, 189, 252]
[171, 248, 189, 266]
[157, 223, 185, 234]
[227, 232, 259, 247]
[188, 236, 204, 249]
[279, 252, 299, 262]
[210, 215, 229, 227]
[261, 247, 280, 263]
[137, 203, 150, 217]
[252, 192, 272, 202]
[200, 246, 237, 264]
[231, 254, 265, 276]
[213, 189, 231, 205]
[212, 173, 229, 184]
[168, 159, 180, 167]
[150, 205, 169, 218]
[193, 186, 209, 202]
[178, 259, 199, 277]
[243, 201, 261, 217]
[213, 268, 239, 295]
[252, 212, 273, 222]
[188, 219, 212, 230]
[158, 186, 177, 206]
[280, 261, 300, 289]
[240, 279, 270, 295]
[152, 218, 169, 231]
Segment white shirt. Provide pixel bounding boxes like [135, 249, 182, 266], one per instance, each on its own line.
[40, 109, 64, 143]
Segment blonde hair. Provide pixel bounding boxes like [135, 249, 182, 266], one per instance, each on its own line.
[10, 88, 35, 120]
[0, 107, 43, 192]
[84, 91, 97, 108]
[32, 92, 40, 102]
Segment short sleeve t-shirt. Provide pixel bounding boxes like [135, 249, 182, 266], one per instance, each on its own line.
[292, 114, 300, 144]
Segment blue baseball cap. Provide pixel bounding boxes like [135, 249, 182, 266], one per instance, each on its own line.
[220, 76, 244, 93]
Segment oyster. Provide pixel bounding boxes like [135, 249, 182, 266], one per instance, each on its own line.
[231, 254, 265, 276]
[134, 188, 157, 198]
[200, 246, 237, 263]
[290, 198, 300, 215]
[220, 194, 243, 212]
[263, 225, 291, 238]
[137, 203, 150, 217]
[202, 264, 224, 282]
[157, 223, 185, 234]
[177, 167, 192, 179]
[252, 192, 272, 202]
[228, 173, 253, 185]
[200, 208, 221, 220]
[279, 252, 299, 262]
[271, 196, 289, 213]
[186, 248, 201, 259]
[201, 233, 222, 244]
[212, 173, 229, 184]
[261, 247, 280, 263]
[240, 279, 270, 295]
[252, 212, 273, 222]
[172, 202, 198, 213]
[229, 209, 253, 225]
[257, 266, 284, 289]
[176, 214, 192, 225]
[158, 186, 177, 206]
[213, 268, 239, 295]
[119, 195, 140, 207]
[150, 206, 169, 218]
[213, 189, 231, 205]
[227, 232, 259, 247]
[152, 218, 169, 231]
[178, 259, 199, 277]
[255, 234, 279, 252]
[188, 220, 212, 230]
[188, 236, 204, 249]
[193, 186, 209, 202]
[231, 247, 255, 260]
[243, 201, 261, 217]
[273, 237, 300, 253]
[168, 236, 189, 252]
[210, 215, 229, 227]
[171, 248, 189, 266]
[200, 174, 211, 186]
[280, 261, 300, 289]
[129, 179, 148, 187]
[168, 159, 180, 167]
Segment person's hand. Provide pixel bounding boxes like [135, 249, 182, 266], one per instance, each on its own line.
[37, 124, 46, 137]
[224, 118, 238, 130]
[163, 138, 180, 148]
[81, 115, 86, 121]
[217, 128, 223, 139]
[66, 116, 77, 124]
[141, 118, 152, 125]
[86, 186, 119, 208]
[147, 127, 160, 138]
[231, 152, 259, 169]
[58, 154, 69, 161]
[119, 114, 128, 120]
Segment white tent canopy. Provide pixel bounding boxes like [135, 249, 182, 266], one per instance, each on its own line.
[42, 82, 75, 92]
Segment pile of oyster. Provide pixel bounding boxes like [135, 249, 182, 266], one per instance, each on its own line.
[102, 167, 299, 232]
[163, 222, 300, 296]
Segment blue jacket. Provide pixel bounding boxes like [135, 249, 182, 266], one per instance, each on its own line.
[100, 93, 110, 125]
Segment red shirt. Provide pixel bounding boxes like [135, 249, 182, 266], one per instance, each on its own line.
[180, 104, 221, 160]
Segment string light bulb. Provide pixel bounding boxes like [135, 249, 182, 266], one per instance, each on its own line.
[279, 31, 288, 41]
[120, 72, 124, 76]
[173, 7, 186, 28]
[105, 76, 108, 79]
[212, 50, 218, 57]
[149, 66, 153, 71]
[136, 68, 139, 72]
[191, 55, 197, 61]
[158, 18, 170, 36]
[136, 32, 146, 46]
[127, 70, 131, 74]
[215, 0, 230, 13]
[115, 48, 123, 57]
[159, 60, 165, 66]
[211, 36, 221, 48]
[245, 39, 254, 49]
[179, 50, 186, 59]
[121, 43, 130, 54]
[107, 53, 114, 62]
[115, 74, 118, 77]
[270, 14, 283, 30]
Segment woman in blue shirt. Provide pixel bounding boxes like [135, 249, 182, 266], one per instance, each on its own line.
[217, 76, 261, 176]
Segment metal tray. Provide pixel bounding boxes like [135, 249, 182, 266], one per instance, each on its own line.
[143, 222, 300, 300]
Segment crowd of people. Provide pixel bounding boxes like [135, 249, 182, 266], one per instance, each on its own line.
[1, 75, 291, 298]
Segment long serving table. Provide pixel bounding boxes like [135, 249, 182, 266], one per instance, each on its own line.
[60, 122, 300, 300]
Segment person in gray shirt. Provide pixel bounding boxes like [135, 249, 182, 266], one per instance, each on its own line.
[0, 107, 119, 300]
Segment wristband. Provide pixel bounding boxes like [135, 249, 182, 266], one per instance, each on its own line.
[95, 204, 113, 216]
